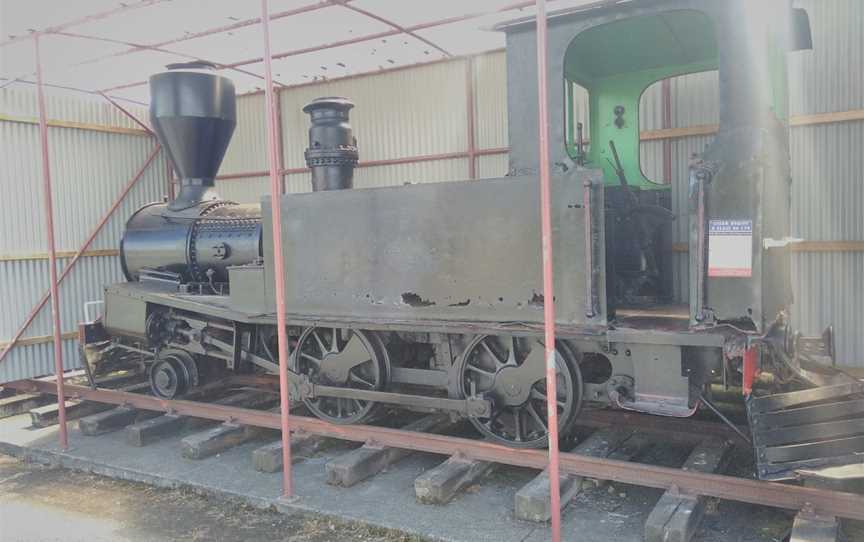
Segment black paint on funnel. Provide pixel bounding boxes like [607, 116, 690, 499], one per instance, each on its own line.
[150, 61, 236, 210]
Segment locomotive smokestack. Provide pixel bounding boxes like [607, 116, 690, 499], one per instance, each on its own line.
[149, 61, 236, 210]
[303, 97, 358, 191]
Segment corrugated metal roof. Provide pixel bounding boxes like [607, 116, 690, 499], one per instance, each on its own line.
[1, 0, 603, 104]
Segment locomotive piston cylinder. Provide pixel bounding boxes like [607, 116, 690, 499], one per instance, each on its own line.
[303, 97, 358, 191]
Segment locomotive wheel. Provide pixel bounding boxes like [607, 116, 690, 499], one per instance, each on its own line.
[148, 349, 198, 399]
[291, 327, 388, 424]
[458, 335, 582, 448]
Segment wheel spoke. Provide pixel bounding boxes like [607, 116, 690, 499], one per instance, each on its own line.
[481, 339, 506, 369]
[513, 407, 523, 442]
[332, 327, 340, 351]
[300, 352, 322, 366]
[526, 402, 548, 433]
[312, 330, 328, 355]
[531, 385, 565, 408]
[348, 371, 375, 389]
[506, 337, 518, 366]
[467, 364, 496, 378]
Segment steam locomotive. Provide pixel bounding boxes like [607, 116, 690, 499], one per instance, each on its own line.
[81, 0, 863, 481]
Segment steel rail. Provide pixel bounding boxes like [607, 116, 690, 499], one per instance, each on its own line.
[7, 379, 863, 520]
[230, 373, 747, 443]
[579, 408, 748, 444]
[0, 145, 162, 364]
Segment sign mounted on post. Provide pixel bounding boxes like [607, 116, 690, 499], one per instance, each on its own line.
[708, 219, 753, 277]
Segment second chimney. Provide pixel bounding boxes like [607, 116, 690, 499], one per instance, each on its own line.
[303, 97, 358, 191]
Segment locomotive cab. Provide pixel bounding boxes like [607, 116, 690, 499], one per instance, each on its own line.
[500, 0, 809, 329]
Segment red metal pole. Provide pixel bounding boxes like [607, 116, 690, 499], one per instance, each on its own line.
[260, 0, 293, 498]
[98, 91, 153, 135]
[534, 1, 561, 540]
[465, 56, 477, 180]
[33, 34, 68, 450]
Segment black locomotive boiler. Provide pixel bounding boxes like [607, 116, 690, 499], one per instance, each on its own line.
[81, 0, 864, 481]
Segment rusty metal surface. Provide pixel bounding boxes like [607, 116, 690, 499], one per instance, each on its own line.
[263, 172, 605, 328]
[7, 378, 863, 520]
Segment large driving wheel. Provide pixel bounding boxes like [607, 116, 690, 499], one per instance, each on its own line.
[291, 327, 389, 424]
[458, 335, 582, 448]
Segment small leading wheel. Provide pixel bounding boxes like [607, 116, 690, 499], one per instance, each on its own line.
[458, 335, 582, 448]
[291, 327, 388, 424]
[148, 349, 199, 399]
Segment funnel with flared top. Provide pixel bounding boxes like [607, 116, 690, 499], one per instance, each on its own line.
[149, 61, 236, 210]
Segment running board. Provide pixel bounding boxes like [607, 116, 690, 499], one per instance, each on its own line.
[747, 381, 864, 481]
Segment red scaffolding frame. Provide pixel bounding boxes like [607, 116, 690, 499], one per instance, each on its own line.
[6, 0, 569, 534]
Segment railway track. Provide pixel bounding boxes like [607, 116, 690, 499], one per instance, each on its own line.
[2, 375, 861, 542]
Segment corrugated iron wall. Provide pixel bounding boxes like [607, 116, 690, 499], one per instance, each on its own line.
[216, 54, 508, 202]
[787, 0, 864, 367]
[0, 88, 168, 382]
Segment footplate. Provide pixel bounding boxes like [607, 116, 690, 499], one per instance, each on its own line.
[748, 381, 864, 480]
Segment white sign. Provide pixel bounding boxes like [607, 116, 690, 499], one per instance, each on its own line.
[708, 219, 752, 277]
